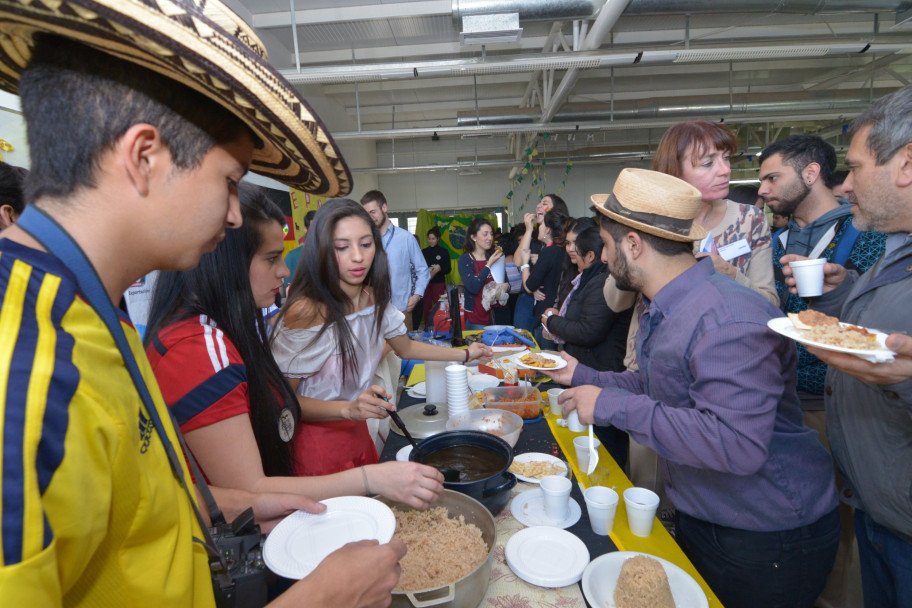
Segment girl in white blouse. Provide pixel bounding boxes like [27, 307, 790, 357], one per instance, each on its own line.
[272, 199, 492, 476]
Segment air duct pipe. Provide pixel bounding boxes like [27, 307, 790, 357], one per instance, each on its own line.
[452, 0, 601, 22]
[457, 89, 890, 126]
[626, 0, 908, 14]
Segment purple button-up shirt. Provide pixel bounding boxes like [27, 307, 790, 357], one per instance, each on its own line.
[573, 257, 837, 532]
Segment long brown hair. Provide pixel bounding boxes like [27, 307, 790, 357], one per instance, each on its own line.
[276, 199, 391, 384]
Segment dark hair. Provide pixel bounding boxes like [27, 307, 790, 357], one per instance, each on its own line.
[19, 35, 248, 204]
[497, 231, 518, 256]
[850, 84, 912, 165]
[303, 210, 316, 229]
[597, 213, 693, 257]
[542, 209, 574, 248]
[760, 135, 838, 188]
[360, 189, 387, 208]
[511, 223, 526, 238]
[278, 199, 391, 384]
[542, 194, 569, 216]
[464, 217, 495, 255]
[727, 184, 759, 206]
[145, 183, 299, 477]
[0, 162, 27, 213]
[652, 120, 738, 178]
[427, 226, 442, 239]
[571, 221, 603, 261]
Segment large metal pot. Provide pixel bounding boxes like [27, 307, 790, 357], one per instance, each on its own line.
[380, 490, 496, 608]
[410, 430, 516, 515]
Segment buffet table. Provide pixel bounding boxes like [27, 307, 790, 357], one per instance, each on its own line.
[380, 364, 723, 608]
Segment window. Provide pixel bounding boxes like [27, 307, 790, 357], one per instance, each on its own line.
[407, 216, 418, 234]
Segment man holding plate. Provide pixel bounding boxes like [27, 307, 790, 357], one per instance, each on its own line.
[780, 84, 912, 608]
[546, 167, 840, 608]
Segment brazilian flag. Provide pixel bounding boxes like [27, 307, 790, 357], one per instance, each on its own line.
[415, 209, 498, 285]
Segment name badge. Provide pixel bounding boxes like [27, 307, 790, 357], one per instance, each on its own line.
[717, 238, 751, 262]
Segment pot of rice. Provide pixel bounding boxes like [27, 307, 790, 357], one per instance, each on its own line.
[378, 490, 496, 608]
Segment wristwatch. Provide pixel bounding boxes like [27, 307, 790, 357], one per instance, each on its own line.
[520, 264, 530, 271]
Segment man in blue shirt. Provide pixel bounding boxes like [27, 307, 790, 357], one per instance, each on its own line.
[549, 168, 839, 608]
[361, 190, 429, 328]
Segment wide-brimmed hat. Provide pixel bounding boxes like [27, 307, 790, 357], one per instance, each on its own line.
[591, 168, 707, 242]
[0, 0, 351, 195]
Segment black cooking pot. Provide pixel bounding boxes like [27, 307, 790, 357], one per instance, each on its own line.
[410, 430, 516, 515]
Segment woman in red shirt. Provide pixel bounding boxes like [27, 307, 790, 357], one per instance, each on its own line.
[457, 218, 510, 330]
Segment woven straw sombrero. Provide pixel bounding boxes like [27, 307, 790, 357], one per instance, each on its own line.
[591, 168, 707, 242]
[0, 0, 351, 195]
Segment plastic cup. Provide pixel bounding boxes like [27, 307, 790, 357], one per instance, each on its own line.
[540, 475, 572, 521]
[790, 258, 826, 297]
[624, 487, 660, 537]
[489, 256, 506, 283]
[547, 388, 565, 417]
[566, 411, 587, 433]
[573, 435, 601, 472]
[584, 486, 619, 536]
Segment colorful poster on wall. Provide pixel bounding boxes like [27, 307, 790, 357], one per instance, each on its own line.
[288, 187, 326, 255]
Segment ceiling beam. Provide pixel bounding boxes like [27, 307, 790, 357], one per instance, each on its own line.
[253, 1, 451, 29]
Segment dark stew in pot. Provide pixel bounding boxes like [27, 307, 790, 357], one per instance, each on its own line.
[422, 446, 507, 482]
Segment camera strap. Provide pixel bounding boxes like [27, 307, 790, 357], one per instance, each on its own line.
[16, 206, 231, 572]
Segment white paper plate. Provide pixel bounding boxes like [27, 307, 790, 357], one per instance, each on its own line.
[510, 489, 581, 529]
[509, 453, 569, 484]
[263, 496, 396, 579]
[582, 551, 709, 608]
[505, 527, 590, 588]
[396, 444, 413, 462]
[767, 317, 895, 363]
[407, 381, 426, 397]
[515, 352, 568, 371]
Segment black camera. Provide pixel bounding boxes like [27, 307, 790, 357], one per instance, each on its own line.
[210, 507, 269, 608]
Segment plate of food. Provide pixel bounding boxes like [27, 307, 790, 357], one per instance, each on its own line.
[767, 311, 896, 363]
[516, 352, 567, 370]
[508, 452, 569, 483]
[582, 551, 708, 608]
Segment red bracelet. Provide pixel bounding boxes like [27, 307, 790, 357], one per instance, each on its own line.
[464, 348, 469, 363]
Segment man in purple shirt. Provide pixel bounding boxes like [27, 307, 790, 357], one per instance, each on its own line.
[549, 168, 839, 608]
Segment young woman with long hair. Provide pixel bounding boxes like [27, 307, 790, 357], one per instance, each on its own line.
[272, 199, 492, 476]
[145, 184, 443, 507]
[457, 217, 511, 330]
[514, 208, 573, 349]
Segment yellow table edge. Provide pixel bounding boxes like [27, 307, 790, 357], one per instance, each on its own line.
[546, 414, 723, 607]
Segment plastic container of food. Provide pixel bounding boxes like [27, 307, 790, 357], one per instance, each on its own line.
[482, 387, 542, 419]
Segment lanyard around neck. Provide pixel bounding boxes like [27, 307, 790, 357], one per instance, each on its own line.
[383, 223, 395, 249]
[14, 207, 225, 548]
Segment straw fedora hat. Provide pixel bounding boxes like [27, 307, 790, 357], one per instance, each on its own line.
[591, 168, 707, 242]
[0, 0, 351, 196]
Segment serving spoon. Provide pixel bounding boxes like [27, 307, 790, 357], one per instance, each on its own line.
[586, 424, 599, 475]
[383, 396, 460, 482]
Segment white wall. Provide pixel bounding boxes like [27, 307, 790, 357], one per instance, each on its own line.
[0, 92, 30, 168]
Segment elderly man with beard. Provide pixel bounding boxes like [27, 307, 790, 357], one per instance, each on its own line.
[758, 134, 886, 608]
[547, 168, 840, 608]
[781, 84, 912, 608]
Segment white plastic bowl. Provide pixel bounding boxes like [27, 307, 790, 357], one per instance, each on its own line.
[445, 408, 522, 447]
